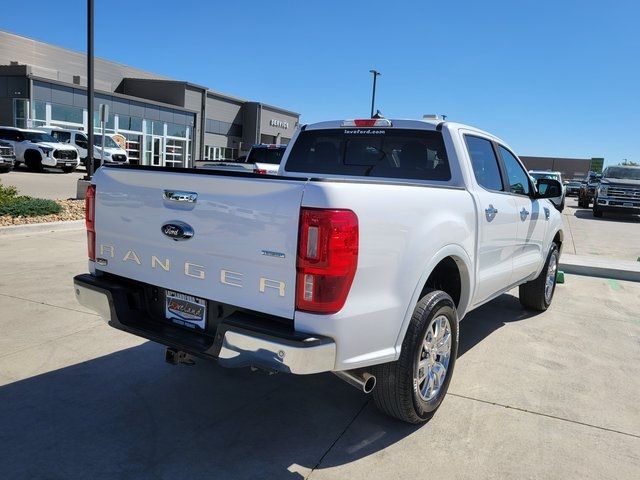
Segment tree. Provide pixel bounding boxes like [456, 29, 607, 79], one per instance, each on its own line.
[619, 159, 639, 166]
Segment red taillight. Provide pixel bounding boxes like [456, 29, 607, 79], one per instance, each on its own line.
[85, 184, 96, 261]
[296, 208, 358, 314]
[253, 168, 267, 175]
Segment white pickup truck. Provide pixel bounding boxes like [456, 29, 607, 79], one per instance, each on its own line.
[74, 117, 564, 423]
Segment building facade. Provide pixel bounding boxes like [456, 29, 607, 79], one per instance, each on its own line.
[0, 31, 299, 167]
[520, 156, 595, 181]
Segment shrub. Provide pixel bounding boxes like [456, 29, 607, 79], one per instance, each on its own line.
[0, 181, 18, 204]
[0, 197, 62, 217]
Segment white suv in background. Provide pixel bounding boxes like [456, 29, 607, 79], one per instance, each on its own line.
[529, 170, 565, 211]
[39, 127, 128, 167]
[0, 126, 79, 173]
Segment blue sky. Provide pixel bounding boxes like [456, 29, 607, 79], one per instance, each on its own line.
[2, 0, 638, 164]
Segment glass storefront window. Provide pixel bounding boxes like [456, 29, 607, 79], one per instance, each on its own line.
[93, 111, 115, 130]
[167, 122, 186, 137]
[165, 139, 186, 167]
[52, 103, 83, 124]
[144, 136, 152, 165]
[152, 121, 164, 136]
[118, 115, 143, 132]
[14, 99, 29, 128]
[122, 133, 142, 164]
[33, 100, 46, 122]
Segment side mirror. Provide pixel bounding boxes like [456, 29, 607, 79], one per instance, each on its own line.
[536, 178, 562, 199]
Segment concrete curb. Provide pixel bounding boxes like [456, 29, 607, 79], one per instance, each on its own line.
[0, 220, 84, 236]
[560, 253, 640, 283]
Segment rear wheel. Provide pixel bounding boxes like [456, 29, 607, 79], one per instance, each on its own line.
[519, 244, 559, 311]
[373, 290, 458, 424]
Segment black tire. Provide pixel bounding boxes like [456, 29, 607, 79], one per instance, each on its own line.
[519, 243, 559, 311]
[25, 150, 44, 172]
[372, 290, 458, 424]
[593, 206, 603, 218]
[0, 165, 11, 173]
[62, 166, 76, 173]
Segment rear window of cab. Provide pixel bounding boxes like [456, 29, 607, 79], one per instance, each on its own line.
[285, 128, 451, 181]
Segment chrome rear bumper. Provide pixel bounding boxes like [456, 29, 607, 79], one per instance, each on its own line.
[74, 274, 336, 375]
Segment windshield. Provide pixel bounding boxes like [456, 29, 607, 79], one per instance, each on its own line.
[603, 166, 640, 180]
[246, 147, 286, 165]
[285, 128, 450, 181]
[22, 132, 57, 143]
[94, 135, 119, 149]
[530, 172, 559, 181]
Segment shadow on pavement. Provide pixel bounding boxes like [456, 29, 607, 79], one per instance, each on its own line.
[573, 208, 640, 223]
[0, 293, 540, 479]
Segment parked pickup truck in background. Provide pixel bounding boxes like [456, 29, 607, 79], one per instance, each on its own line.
[593, 165, 640, 217]
[73, 117, 564, 423]
[0, 126, 79, 173]
[0, 140, 15, 173]
[564, 180, 582, 196]
[199, 144, 286, 175]
[578, 172, 601, 207]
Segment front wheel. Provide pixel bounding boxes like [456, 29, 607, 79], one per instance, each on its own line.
[373, 290, 458, 424]
[593, 205, 603, 218]
[25, 150, 44, 172]
[519, 243, 559, 311]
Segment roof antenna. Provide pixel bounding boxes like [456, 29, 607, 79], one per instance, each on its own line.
[372, 109, 384, 119]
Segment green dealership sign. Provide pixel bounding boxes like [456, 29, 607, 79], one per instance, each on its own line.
[590, 158, 604, 173]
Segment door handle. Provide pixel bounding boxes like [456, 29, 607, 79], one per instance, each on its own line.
[520, 207, 530, 221]
[485, 205, 498, 222]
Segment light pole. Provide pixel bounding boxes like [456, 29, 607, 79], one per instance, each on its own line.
[369, 69, 380, 118]
[85, 0, 94, 179]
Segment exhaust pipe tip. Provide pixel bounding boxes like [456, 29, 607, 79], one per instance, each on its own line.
[333, 370, 376, 394]
[362, 374, 376, 394]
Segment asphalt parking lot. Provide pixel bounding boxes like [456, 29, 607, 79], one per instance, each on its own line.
[0, 166, 85, 200]
[0, 228, 638, 479]
[561, 196, 640, 261]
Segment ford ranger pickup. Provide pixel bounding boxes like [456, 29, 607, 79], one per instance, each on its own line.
[73, 117, 564, 423]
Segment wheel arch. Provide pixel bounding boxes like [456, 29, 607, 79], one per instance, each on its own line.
[393, 244, 473, 355]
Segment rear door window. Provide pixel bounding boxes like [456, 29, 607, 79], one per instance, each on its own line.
[465, 135, 504, 191]
[285, 129, 450, 181]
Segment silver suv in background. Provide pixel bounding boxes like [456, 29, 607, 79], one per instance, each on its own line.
[529, 170, 565, 211]
[0, 140, 15, 173]
[593, 165, 640, 217]
[0, 127, 79, 173]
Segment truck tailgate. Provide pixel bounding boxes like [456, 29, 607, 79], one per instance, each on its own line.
[93, 167, 306, 319]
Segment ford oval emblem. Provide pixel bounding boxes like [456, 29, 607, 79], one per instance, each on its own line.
[161, 221, 194, 241]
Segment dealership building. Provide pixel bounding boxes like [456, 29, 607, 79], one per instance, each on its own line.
[520, 156, 603, 180]
[0, 31, 300, 167]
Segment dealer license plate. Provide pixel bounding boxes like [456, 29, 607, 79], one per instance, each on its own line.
[165, 290, 207, 330]
[65, 162, 72, 167]
[623, 203, 633, 207]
